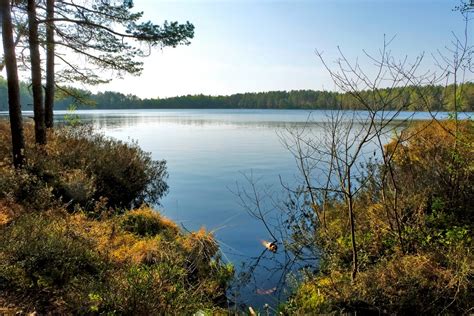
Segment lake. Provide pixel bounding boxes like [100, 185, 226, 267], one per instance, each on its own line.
[61, 109, 315, 308]
[1, 108, 468, 309]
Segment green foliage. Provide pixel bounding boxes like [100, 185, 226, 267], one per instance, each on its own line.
[0, 213, 102, 291]
[101, 264, 201, 314]
[8, 0, 195, 87]
[53, 126, 169, 211]
[283, 120, 474, 315]
[121, 207, 179, 238]
[0, 209, 232, 314]
[0, 164, 55, 211]
[388, 120, 473, 224]
[0, 122, 169, 214]
[56, 168, 96, 206]
[63, 104, 81, 127]
[1, 81, 473, 111]
[0, 119, 231, 313]
[0, 120, 214, 313]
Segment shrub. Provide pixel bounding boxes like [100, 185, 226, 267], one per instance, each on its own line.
[0, 122, 169, 215]
[0, 208, 232, 314]
[0, 122, 231, 314]
[0, 213, 103, 290]
[387, 120, 473, 224]
[285, 253, 473, 315]
[0, 163, 55, 211]
[355, 255, 472, 314]
[56, 169, 96, 206]
[100, 264, 201, 314]
[52, 126, 169, 210]
[121, 207, 179, 238]
[283, 120, 474, 315]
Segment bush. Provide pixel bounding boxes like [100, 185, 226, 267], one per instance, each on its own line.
[285, 254, 473, 315]
[356, 255, 472, 314]
[283, 120, 474, 315]
[0, 214, 102, 289]
[386, 120, 473, 224]
[181, 228, 220, 281]
[0, 122, 169, 215]
[121, 207, 179, 238]
[56, 169, 96, 206]
[53, 126, 169, 210]
[0, 164, 55, 211]
[0, 208, 233, 314]
[0, 122, 231, 314]
[100, 264, 201, 314]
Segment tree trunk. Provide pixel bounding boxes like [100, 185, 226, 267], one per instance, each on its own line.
[346, 168, 358, 282]
[348, 195, 358, 282]
[44, 0, 54, 128]
[27, 0, 46, 144]
[1, 0, 26, 167]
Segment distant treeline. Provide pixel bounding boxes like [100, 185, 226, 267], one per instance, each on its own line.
[1, 77, 473, 111]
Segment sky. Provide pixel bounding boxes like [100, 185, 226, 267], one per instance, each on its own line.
[90, 0, 471, 98]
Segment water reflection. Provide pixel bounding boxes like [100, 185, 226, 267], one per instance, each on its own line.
[46, 108, 462, 130]
[62, 115, 316, 130]
[53, 111, 317, 130]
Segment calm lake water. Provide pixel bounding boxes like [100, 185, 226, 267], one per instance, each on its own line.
[1, 108, 469, 308]
[62, 109, 313, 308]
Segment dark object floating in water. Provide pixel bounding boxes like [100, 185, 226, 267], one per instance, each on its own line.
[262, 240, 277, 253]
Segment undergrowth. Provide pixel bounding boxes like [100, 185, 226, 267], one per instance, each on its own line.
[0, 122, 233, 314]
[281, 120, 473, 315]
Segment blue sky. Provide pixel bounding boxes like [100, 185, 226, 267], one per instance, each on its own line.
[97, 0, 471, 98]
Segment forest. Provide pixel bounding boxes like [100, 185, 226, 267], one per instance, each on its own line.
[1, 77, 473, 111]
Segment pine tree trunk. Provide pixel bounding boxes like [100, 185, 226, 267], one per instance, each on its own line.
[44, 0, 54, 128]
[1, 0, 26, 167]
[27, 0, 46, 144]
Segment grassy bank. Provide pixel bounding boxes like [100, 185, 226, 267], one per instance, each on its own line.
[0, 123, 232, 314]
